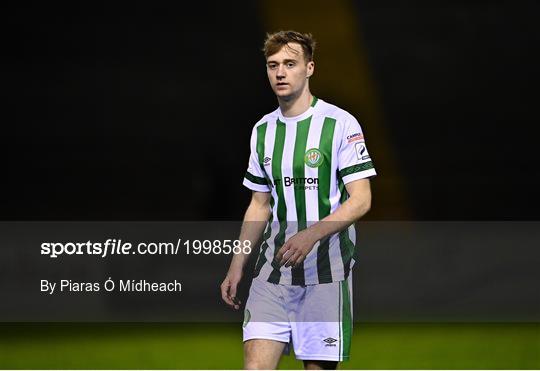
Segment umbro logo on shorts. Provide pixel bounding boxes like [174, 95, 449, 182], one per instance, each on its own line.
[323, 337, 337, 347]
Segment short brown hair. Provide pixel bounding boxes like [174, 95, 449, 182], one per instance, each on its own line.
[263, 30, 316, 62]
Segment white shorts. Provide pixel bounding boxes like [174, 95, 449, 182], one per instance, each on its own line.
[242, 275, 353, 362]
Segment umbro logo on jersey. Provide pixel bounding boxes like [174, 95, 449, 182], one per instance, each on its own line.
[323, 337, 338, 347]
[263, 157, 271, 166]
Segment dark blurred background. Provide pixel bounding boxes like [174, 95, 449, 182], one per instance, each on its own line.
[1, 2, 539, 369]
[2, 1, 539, 220]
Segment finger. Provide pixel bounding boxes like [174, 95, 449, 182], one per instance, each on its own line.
[232, 296, 242, 305]
[279, 247, 294, 266]
[229, 281, 243, 310]
[290, 255, 306, 268]
[229, 281, 238, 302]
[275, 242, 291, 263]
[275, 241, 290, 261]
[232, 296, 242, 310]
[282, 250, 298, 267]
[284, 251, 302, 268]
[221, 281, 235, 307]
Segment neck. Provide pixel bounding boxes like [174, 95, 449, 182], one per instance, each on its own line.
[277, 88, 313, 117]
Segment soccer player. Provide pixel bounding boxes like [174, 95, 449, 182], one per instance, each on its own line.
[220, 30, 376, 370]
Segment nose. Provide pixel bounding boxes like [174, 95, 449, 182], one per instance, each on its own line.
[276, 64, 286, 79]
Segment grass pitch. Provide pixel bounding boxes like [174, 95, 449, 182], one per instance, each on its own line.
[0, 323, 538, 369]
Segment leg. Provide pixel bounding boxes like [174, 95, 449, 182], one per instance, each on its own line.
[303, 360, 338, 370]
[244, 339, 286, 370]
[243, 278, 291, 369]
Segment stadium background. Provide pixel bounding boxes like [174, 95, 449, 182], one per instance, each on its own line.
[1, 1, 539, 369]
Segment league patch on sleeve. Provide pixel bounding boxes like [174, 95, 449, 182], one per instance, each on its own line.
[355, 142, 369, 160]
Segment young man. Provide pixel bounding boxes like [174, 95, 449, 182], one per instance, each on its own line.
[221, 30, 376, 370]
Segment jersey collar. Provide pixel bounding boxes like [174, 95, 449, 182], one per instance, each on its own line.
[277, 96, 318, 123]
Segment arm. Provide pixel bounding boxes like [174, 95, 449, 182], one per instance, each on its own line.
[276, 178, 371, 267]
[221, 191, 271, 309]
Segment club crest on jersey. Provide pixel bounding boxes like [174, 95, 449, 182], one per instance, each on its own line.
[304, 148, 323, 168]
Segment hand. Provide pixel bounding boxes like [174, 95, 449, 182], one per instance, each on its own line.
[275, 229, 318, 268]
[220, 267, 243, 310]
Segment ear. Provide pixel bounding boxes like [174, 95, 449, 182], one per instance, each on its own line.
[306, 61, 315, 78]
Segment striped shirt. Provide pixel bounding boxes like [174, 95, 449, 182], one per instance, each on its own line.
[243, 97, 376, 285]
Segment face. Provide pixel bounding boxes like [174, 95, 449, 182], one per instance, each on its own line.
[266, 42, 314, 100]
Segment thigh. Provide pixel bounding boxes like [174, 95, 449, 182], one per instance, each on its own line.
[243, 277, 292, 368]
[291, 277, 353, 362]
[243, 277, 291, 343]
[244, 339, 286, 370]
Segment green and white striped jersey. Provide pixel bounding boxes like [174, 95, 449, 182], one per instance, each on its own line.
[243, 97, 376, 285]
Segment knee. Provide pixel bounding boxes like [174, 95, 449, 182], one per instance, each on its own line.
[303, 360, 338, 370]
[244, 348, 267, 370]
[243, 339, 282, 369]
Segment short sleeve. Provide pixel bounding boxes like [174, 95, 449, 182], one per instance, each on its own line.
[337, 116, 377, 184]
[243, 126, 271, 192]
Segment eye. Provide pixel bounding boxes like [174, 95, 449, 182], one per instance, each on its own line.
[286, 62, 296, 68]
[267, 63, 277, 70]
